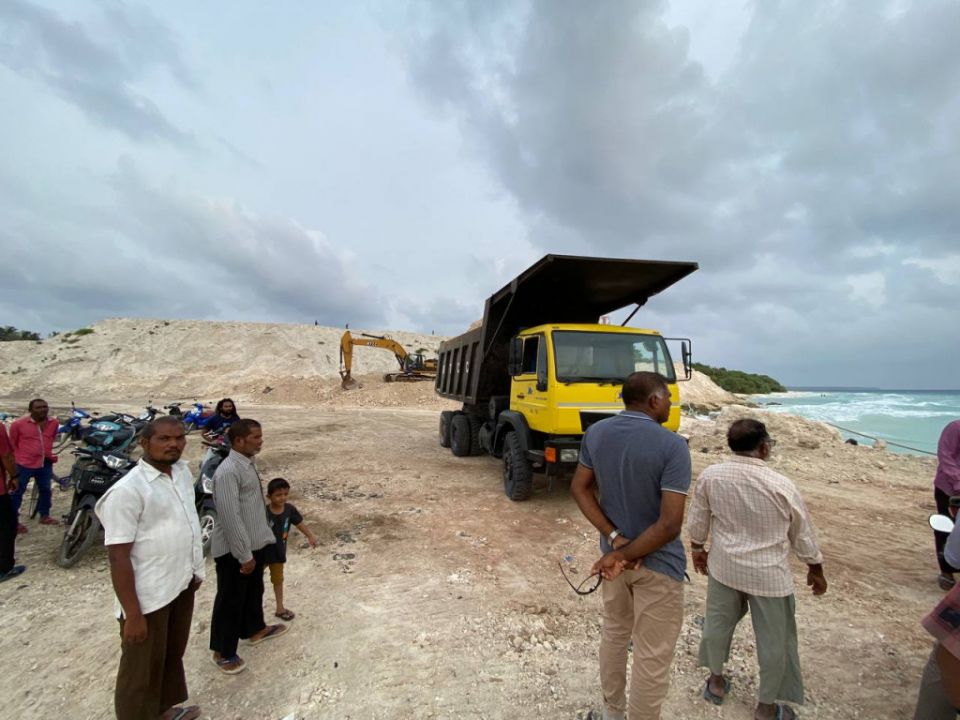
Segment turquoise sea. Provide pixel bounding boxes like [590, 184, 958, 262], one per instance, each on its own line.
[751, 389, 960, 456]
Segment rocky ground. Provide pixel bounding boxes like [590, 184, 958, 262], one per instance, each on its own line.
[0, 319, 947, 719]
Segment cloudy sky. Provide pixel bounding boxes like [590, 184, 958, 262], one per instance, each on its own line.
[1, 0, 957, 389]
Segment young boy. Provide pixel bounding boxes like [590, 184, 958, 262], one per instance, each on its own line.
[263, 478, 318, 621]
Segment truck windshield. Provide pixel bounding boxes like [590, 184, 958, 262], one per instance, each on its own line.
[553, 331, 676, 384]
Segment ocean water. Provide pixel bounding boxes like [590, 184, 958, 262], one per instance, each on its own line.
[751, 389, 960, 456]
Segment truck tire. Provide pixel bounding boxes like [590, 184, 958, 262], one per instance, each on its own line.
[439, 411, 454, 448]
[503, 431, 533, 501]
[467, 415, 483, 456]
[450, 414, 472, 457]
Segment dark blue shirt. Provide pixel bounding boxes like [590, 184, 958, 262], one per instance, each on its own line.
[579, 410, 692, 581]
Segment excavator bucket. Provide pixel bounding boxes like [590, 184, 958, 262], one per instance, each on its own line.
[339, 371, 360, 390]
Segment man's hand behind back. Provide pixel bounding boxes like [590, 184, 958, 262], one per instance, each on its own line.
[692, 549, 709, 575]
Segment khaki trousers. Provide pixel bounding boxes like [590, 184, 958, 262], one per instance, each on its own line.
[116, 585, 195, 720]
[599, 566, 684, 720]
[698, 575, 804, 705]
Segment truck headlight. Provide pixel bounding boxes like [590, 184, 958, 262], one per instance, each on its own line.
[560, 448, 579, 463]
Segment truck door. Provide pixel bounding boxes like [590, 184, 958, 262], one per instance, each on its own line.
[512, 334, 550, 432]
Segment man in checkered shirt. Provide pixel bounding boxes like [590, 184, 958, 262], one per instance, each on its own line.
[687, 418, 827, 720]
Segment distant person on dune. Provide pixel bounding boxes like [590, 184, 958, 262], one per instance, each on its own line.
[932, 420, 960, 590]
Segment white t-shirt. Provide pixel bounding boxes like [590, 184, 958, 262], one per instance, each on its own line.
[95, 458, 205, 619]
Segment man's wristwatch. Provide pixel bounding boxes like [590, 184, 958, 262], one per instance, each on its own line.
[608, 528, 622, 544]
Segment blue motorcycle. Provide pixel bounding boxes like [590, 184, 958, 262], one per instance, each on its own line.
[53, 402, 94, 451]
[179, 401, 216, 434]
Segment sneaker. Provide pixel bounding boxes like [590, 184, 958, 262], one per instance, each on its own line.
[16, 524, 27, 535]
[0, 565, 26, 582]
[38, 516, 60, 526]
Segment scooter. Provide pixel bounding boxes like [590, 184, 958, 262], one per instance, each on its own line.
[53, 402, 95, 451]
[181, 401, 215, 434]
[56, 447, 135, 568]
[194, 431, 229, 556]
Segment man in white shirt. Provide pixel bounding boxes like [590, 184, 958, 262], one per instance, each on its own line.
[96, 417, 204, 720]
[687, 418, 827, 720]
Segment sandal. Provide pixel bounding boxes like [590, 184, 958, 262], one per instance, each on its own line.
[248, 623, 288, 645]
[164, 706, 201, 720]
[703, 676, 731, 705]
[275, 609, 296, 621]
[773, 704, 797, 720]
[211, 654, 246, 675]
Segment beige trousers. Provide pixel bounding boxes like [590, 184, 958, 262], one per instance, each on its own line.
[599, 566, 684, 720]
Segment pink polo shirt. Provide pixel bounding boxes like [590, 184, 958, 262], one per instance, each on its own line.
[0, 425, 12, 495]
[9, 415, 58, 469]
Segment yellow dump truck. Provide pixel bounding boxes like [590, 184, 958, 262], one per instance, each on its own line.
[434, 254, 696, 501]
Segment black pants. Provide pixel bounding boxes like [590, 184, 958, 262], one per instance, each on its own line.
[0, 494, 15, 573]
[116, 585, 195, 720]
[935, 488, 959, 574]
[209, 549, 266, 658]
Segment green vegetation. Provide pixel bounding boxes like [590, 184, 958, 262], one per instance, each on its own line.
[692, 362, 786, 394]
[73, 328, 95, 336]
[0, 326, 41, 341]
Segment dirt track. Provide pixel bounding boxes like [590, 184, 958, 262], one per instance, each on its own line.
[0, 394, 944, 719]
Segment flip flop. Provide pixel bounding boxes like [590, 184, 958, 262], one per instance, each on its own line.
[248, 623, 288, 645]
[773, 704, 797, 720]
[275, 609, 295, 621]
[0, 565, 26, 583]
[702, 677, 731, 705]
[166, 706, 201, 720]
[211, 654, 246, 675]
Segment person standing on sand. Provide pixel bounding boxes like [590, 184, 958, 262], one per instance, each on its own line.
[932, 419, 960, 590]
[9, 398, 59, 532]
[571, 372, 691, 720]
[209, 419, 288, 674]
[95, 417, 204, 720]
[687, 418, 827, 720]
[0, 422, 24, 581]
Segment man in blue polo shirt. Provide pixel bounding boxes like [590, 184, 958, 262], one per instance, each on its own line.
[572, 371, 691, 720]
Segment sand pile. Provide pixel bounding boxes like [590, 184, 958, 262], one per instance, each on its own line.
[0, 318, 444, 401]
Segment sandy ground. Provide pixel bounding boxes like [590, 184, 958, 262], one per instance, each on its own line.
[0, 376, 945, 720]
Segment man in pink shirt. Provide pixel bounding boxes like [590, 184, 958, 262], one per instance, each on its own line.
[0, 423, 23, 581]
[933, 419, 960, 590]
[8, 399, 60, 532]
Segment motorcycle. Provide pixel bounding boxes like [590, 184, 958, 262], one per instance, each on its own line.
[195, 431, 229, 556]
[181, 401, 216, 434]
[56, 448, 135, 568]
[53, 402, 96, 451]
[81, 404, 160, 453]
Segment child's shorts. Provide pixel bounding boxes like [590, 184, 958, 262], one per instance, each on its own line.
[268, 562, 284, 586]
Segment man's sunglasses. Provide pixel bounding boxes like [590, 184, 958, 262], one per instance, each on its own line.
[558, 560, 602, 596]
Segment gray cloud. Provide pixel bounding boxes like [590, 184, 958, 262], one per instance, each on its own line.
[400, 0, 960, 386]
[0, 0, 193, 145]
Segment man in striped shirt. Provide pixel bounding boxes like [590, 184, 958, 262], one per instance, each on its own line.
[209, 419, 288, 674]
[687, 418, 826, 720]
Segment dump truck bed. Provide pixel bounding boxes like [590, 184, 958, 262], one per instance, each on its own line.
[435, 254, 698, 405]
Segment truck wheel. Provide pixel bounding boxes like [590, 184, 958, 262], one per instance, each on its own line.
[450, 414, 472, 457]
[439, 411, 454, 448]
[503, 431, 533, 501]
[467, 415, 483, 456]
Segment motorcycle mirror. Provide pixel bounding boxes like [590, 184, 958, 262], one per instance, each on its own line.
[930, 514, 955, 533]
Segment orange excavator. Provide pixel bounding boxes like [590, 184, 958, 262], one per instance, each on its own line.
[339, 330, 438, 389]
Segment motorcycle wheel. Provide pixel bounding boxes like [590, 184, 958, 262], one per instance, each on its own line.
[28, 482, 39, 519]
[199, 508, 217, 557]
[56, 506, 101, 568]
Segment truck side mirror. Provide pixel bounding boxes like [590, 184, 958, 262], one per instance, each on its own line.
[682, 340, 692, 380]
[508, 337, 522, 376]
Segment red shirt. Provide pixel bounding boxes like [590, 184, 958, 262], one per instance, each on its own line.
[9, 415, 58, 469]
[0, 425, 12, 495]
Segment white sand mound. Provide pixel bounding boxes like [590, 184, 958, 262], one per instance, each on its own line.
[0, 318, 444, 403]
[675, 364, 740, 410]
